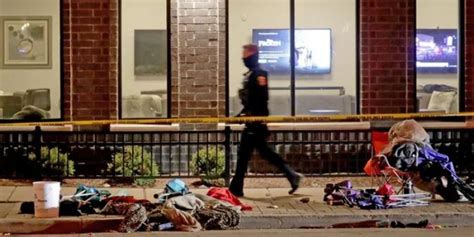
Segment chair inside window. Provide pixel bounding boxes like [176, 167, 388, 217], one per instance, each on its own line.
[24, 88, 51, 111]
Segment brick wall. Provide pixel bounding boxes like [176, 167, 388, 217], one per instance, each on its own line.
[466, 0, 474, 112]
[63, 0, 118, 120]
[360, 0, 416, 114]
[170, 0, 226, 118]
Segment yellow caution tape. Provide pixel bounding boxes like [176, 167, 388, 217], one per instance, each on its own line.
[0, 112, 473, 127]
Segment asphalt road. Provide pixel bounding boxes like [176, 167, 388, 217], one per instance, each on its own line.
[13, 227, 474, 237]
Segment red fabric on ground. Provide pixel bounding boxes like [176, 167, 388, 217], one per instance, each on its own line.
[207, 187, 252, 211]
[377, 183, 396, 196]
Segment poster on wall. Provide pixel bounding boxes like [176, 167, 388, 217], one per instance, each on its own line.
[252, 29, 332, 74]
[0, 16, 52, 69]
[134, 30, 167, 79]
[416, 29, 458, 74]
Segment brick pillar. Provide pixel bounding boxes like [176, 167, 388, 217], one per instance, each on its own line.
[466, 0, 474, 112]
[63, 0, 118, 121]
[360, 0, 416, 114]
[170, 0, 226, 118]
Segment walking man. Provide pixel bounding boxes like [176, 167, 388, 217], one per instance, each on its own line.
[229, 44, 303, 197]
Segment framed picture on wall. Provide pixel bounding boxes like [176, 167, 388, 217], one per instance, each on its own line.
[134, 30, 167, 79]
[0, 16, 52, 69]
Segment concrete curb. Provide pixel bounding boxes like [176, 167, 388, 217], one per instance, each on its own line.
[0, 213, 473, 234]
[0, 218, 122, 234]
[240, 213, 474, 229]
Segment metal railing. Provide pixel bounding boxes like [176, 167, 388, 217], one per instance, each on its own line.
[0, 126, 472, 183]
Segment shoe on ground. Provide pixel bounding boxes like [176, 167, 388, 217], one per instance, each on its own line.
[289, 173, 304, 195]
[229, 188, 244, 198]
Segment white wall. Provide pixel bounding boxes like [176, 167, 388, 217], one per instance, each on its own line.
[295, 0, 356, 93]
[0, 0, 60, 118]
[228, 0, 356, 115]
[121, 0, 167, 97]
[417, 0, 459, 89]
[229, 0, 291, 96]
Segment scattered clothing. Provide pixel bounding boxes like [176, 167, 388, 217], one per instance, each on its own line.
[207, 187, 252, 211]
[193, 204, 240, 230]
[382, 119, 430, 154]
[154, 179, 191, 204]
[101, 202, 136, 216]
[162, 203, 202, 232]
[324, 180, 430, 210]
[331, 219, 430, 229]
[118, 204, 148, 233]
[193, 193, 242, 212]
[167, 194, 205, 212]
[390, 219, 429, 228]
[377, 184, 396, 196]
[104, 196, 150, 204]
[72, 184, 111, 207]
[20, 181, 243, 233]
[21, 199, 98, 216]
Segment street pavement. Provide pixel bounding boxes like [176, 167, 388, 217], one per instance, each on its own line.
[9, 227, 474, 237]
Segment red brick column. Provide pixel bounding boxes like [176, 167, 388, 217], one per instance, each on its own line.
[170, 0, 226, 118]
[360, 0, 416, 114]
[466, 0, 474, 112]
[63, 0, 118, 121]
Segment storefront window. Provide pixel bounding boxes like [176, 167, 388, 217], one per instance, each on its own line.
[120, 0, 168, 118]
[228, 0, 357, 116]
[416, 0, 460, 113]
[228, 0, 291, 116]
[295, 0, 357, 115]
[0, 0, 61, 120]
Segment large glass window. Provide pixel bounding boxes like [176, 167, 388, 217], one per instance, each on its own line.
[295, 0, 357, 115]
[228, 0, 291, 116]
[0, 0, 61, 120]
[228, 0, 357, 116]
[120, 0, 168, 118]
[416, 0, 460, 113]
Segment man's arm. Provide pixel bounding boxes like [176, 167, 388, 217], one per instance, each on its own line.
[246, 71, 269, 115]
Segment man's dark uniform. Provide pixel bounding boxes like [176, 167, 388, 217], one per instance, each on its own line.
[229, 52, 300, 197]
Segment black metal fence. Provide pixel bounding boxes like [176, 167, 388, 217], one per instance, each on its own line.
[0, 126, 472, 183]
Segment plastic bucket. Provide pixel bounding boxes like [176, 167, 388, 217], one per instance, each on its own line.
[33, 181, 60, 218]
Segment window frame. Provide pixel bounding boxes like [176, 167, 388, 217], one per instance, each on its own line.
[414, 0, 466, 113]
[0, 0, 64, 123]
[118, 0, 172, 119]
[225, 0, 361, 116]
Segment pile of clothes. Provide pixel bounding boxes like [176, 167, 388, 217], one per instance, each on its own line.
[323, 180, 431, 209]
[21, 180, 251, 233]
[365, 120, 474, 202]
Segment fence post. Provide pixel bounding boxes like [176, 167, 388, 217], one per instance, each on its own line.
[224, 125, 231, 186]
[33, 126, 42, 176]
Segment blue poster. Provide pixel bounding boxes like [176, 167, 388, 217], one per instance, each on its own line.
[253, 29, 331, 74]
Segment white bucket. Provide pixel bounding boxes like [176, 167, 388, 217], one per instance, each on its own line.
[33, 181, 61, 218]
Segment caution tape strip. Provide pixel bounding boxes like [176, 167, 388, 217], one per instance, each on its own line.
[1, 112, 473, 127]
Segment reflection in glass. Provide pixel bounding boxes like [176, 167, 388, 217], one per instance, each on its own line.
[416, 0, 459, 113]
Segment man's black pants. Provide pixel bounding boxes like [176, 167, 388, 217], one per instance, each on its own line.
[229, 123, 297, 195]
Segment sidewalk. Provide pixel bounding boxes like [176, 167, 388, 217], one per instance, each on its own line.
[0, 186, 473, 234]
